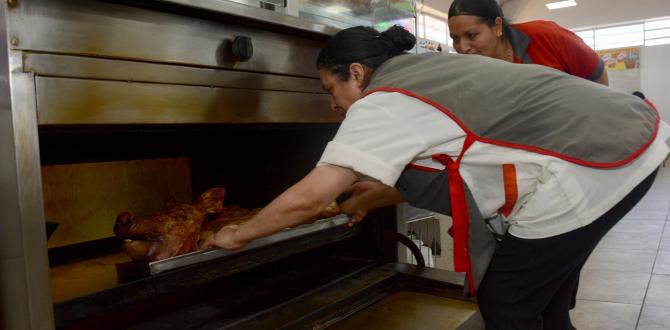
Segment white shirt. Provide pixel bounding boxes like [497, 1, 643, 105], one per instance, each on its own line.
[318, 92, 670, 239]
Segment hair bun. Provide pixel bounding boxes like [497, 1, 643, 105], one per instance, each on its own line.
[380, 25, 416, 53]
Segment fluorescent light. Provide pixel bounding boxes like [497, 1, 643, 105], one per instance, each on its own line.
[545, 1, 577, 10]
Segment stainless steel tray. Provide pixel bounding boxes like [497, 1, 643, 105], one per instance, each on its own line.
[149, 214, 350, 274]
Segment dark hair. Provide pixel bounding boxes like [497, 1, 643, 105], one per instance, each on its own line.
[632, 91, 646, 100]
[316, 25, 415, 80]
[448, 0, 514, 44]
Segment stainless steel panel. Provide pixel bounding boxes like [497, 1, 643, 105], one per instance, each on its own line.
[157, 0, 418, 33]
[0, 27, 17, 262]
[153, 0, 338, 34]
[36, 77, 337, 124]
[0, 258, 31, 330]
[8, 52, 54, 329]
[227, 0, 286, 9]
[0, 33, 55, 330]
[150, 215, 350, 274]
[299, 0, 416, 31]
[8, 0, 326, 77]
[24, 53, 324, 93]
[0, 112, 20, 257]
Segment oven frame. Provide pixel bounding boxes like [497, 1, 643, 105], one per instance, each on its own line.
[0, 0, 338, 327]
[0, 1, 463, 328]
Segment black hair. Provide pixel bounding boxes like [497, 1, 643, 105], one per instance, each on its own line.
[632, 91, 646, 100]
[316, 25, 416, 80]
[448, 0, 514, 44]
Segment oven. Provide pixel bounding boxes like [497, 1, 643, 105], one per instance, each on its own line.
[0, 1, 475, 328]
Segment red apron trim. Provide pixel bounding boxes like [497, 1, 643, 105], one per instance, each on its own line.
[499, 164, 518, 218]
[433, 134, 477, 296]
[364, 87, 660, 169]
[645, 98, 658, 111]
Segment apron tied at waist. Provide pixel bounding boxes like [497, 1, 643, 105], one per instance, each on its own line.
[432, 134, 477, 295]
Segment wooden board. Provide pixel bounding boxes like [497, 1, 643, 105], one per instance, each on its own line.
[329, 291, 478, 330]
[42, 157, 192, 247]
[50, 252, 131, 303]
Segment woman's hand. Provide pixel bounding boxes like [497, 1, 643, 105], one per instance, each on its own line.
[346, 209, 368, 227]
[340, 180, 405, 226]
[340, 181, 393, 227]
[202, 226, 248, 251]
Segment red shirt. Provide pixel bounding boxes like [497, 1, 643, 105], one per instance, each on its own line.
[510, 20, 604, 82]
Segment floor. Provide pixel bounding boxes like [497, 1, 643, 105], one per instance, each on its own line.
[47, 167, 670, 328]
[570, 166, 670, 330]
[453, 166, 670, 330]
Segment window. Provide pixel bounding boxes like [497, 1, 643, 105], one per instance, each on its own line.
[574, 17, 670, 50]
[575, 30, 594, 49]
[645, 18, 670, 30]
[645, 18, 670, 46]
[594, 24, 644, 50]
[423, 14, 447, 44]
[416, 14, 448, 45]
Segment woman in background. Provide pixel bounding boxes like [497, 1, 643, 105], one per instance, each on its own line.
[448, 0, 609, 313]
[448, 0, 608, 85]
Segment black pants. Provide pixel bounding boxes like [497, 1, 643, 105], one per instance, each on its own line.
[477, 169, 658, 330]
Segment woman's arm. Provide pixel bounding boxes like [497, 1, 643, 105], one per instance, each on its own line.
[203, 164, 357, 250]
[536, 21, 609, 85]
[594, 69, 609, 86]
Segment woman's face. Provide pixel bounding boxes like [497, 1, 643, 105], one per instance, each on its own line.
[319, 65, 366, 117]
[448, 15, 503, 58]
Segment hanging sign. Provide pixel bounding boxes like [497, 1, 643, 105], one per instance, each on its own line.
[597, 47, 640, 71]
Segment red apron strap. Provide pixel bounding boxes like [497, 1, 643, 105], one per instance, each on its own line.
[499, 164, 518, 218]
[433, 134, 477, 295]
[645, 98, 658, 111]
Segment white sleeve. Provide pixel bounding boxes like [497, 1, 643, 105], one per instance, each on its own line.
[317, 92, 464, 186]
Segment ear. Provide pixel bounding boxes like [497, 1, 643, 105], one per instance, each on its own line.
[348, 63, 367, 87]
[494, 17, 504, 37]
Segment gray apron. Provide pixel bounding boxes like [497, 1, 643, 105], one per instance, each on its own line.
[366, 52, 659, 296]
[396, 164, 497, 296]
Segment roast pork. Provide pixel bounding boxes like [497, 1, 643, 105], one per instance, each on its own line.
[113, 188, 340, 262]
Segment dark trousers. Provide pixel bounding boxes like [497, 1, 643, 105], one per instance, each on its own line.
[477, 169, 658, 330]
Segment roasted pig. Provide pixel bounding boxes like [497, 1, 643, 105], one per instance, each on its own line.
[114, 188, 225, 261]
[114, 187, 341, 262]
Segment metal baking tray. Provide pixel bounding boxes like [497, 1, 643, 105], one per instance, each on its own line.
[149, 214, 350, 274]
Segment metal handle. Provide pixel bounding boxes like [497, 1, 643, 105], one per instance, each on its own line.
[384, 231, 425, 268]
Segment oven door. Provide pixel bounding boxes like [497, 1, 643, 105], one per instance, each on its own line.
[198, 263, 475, 329]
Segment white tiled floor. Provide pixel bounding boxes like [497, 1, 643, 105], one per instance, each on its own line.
[570, 166, 670, 330]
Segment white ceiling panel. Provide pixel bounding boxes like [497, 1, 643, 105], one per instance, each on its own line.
[502, 0, 670, 29]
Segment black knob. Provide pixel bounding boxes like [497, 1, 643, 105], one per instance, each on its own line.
[231, 35, 253, 62]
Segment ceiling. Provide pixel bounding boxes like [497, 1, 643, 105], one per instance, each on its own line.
[503, 0, 670, 29]
[421, 0, 670, 29]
